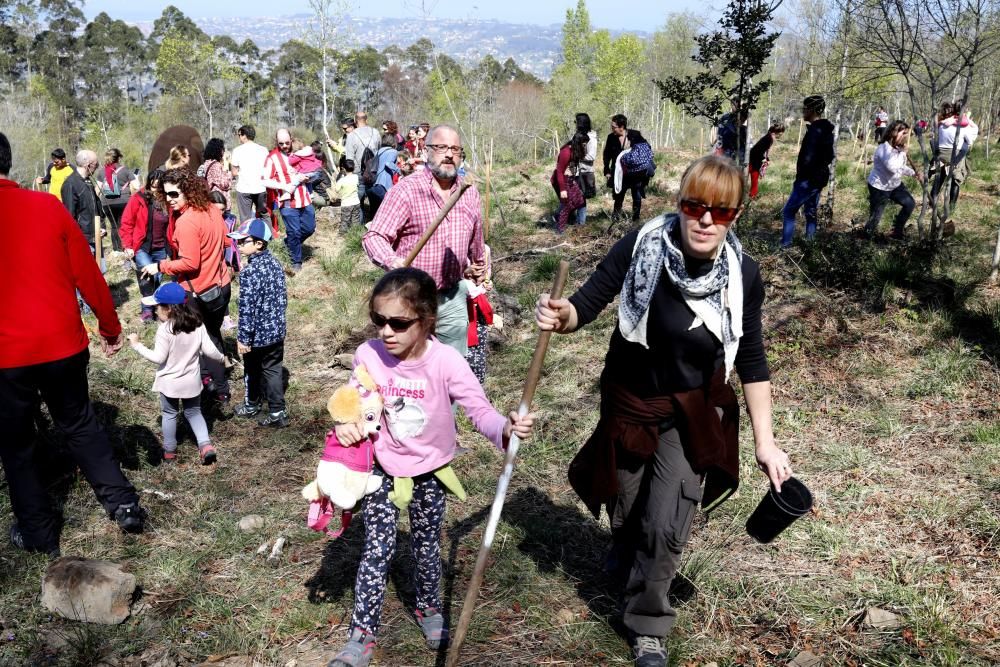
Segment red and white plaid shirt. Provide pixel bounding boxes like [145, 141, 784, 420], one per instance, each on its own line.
[262, 148, 310, 209]
[363, 167, 484, 290]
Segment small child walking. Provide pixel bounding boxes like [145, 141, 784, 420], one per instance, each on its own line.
[229, 219, 290, 428]
[327, 268, 535, 667]
[748, 122, 785, 198]
[128, 282, 224, 464]
[335, 157, 362, 232]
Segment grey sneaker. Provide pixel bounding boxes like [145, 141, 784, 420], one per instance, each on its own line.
[415, 606, 448, 649]
[328, 628, 375, 667]
[631, 634, 668, 667]
[233, 402, 261, 418]
[258, 410, 290, 428]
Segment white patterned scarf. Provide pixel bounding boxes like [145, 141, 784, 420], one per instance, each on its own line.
[618, 213, 745, 379]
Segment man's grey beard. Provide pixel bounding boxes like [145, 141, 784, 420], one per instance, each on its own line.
[429, 160, 457, 182]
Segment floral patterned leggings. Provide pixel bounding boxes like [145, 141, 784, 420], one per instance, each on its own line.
[350, 469, 446, 637]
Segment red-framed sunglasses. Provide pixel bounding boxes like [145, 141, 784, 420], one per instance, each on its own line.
[680, 199, 741, 223]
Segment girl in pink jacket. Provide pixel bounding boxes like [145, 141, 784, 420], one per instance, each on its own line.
[326, 268, 535, 667]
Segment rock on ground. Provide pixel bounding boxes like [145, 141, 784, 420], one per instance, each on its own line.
[863, 606, 903, 630]
[789, 650, 823, 666]
[40, 557, 137, 624]
[238, 515, 266, 532]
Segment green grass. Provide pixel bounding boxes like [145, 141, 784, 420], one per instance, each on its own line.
[3, 142, 1000, 666]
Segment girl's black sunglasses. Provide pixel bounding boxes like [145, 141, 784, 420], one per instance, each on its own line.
[370, 313, 419, 332]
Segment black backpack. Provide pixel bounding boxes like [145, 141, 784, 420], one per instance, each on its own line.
[360, 135, 379, 187]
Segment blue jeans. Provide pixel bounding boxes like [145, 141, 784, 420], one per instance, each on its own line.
[781, 179, 822, 247]
[281, 205, 316, 264]
[135, 248, 168, 314]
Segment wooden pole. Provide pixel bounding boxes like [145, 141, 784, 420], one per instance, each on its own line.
[484, 139, 493, 242]
[403, 182, 473, 267]
[94, 214, 103, 269]
[446, 260, 569, 667]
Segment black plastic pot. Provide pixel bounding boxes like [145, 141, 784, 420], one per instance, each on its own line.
[746, 476, 813, 544]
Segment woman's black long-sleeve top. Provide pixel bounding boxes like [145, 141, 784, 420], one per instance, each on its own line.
[567, 228, 770, 398]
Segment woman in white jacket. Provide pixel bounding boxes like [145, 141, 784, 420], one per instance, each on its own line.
[864, 120, 924, 239]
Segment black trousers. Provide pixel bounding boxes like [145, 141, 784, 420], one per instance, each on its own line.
[188, 283, 231, 396]
[100, 200, 127, 252]
[865, 183, 915, 235]
[613, 173, 647, 221]
[0, 350, 139, 551]
[242, 341, 285, 412]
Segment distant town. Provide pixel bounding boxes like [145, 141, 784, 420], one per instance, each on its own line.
[132, 14, 650, 79]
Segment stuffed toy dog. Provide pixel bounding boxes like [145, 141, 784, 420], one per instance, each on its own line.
[302, 364, 384, 537]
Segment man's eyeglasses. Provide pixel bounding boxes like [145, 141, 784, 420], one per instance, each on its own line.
[426, 144, 463, 155]
[679, 199, 740, 223]
[370, 312, 419, 332]
[277, 142, 291, 147]
[238, 236, 257, 245]
[163, 190, 182, 199]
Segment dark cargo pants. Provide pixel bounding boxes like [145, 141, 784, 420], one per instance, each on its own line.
[610, 420, 706, 638]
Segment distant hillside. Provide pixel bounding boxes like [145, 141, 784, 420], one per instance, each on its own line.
[133, 14, 650, 79]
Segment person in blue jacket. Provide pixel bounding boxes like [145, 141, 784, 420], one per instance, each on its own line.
[367, 133, 400, 219]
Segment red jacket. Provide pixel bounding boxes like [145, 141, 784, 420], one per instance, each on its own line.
[550, 145, 574, 193]
[119, 191, 169, 252]
[158, 204, 232, 294]
[0, 178, 121, 369]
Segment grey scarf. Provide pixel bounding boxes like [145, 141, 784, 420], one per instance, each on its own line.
[618, 213, 745, 377]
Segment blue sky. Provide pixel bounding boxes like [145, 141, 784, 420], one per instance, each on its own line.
[83, 0, 693, 31]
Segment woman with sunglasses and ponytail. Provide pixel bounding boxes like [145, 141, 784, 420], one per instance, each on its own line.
[535, 155, 792, 667]
[142, 168, 232, 405]
[327, 267, 535, 667]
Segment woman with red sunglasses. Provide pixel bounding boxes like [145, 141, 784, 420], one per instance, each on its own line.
[535, 154, 792, 667]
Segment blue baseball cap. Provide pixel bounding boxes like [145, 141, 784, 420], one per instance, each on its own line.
[140, 282, 187, 306]
[227, 218, 272, 242]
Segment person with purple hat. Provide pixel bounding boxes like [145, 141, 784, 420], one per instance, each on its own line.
[229, 219, 290, 428]
[127, 282, 225, 464]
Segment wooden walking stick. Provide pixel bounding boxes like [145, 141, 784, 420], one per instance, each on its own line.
[446, 260, 570, 667]
[484, 139, 493, 241]
[402, 180, 473, 267]
[94, 214, 103, 269]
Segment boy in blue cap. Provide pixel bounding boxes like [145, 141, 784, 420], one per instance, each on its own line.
[228, 219, 290, 427]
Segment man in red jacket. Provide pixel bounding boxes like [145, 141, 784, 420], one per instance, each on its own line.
[0, 132, 145, 557]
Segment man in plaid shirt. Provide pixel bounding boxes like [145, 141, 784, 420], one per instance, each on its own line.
[363, 125, 486, 356]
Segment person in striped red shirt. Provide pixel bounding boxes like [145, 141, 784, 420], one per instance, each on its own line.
[362, 125, 486, 357]
[262, 128, 315, 273]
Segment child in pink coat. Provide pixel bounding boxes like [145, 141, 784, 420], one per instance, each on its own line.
[325, 268, 535, 667]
